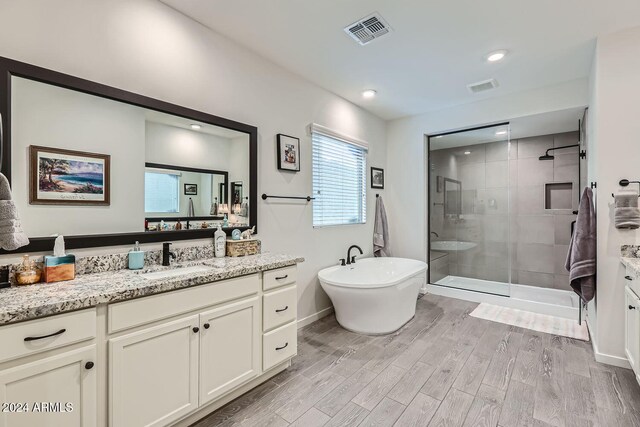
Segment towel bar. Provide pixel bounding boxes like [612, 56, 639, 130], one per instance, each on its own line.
[611, 179, 640, 198]
[261, 194, 315, 202]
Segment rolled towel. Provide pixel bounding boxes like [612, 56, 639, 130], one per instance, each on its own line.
[0, 200, 17, 219]
[615, 206, 640, 229]
[615, 190, 639, 208]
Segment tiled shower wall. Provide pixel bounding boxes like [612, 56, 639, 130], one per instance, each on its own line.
[429, 131, 580, 291]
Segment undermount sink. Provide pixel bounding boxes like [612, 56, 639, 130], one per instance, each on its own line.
[431, 240, 477, 252]
[138, 265, 215, 280]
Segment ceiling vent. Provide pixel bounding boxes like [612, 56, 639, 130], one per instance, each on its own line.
[344, 13, 392, 45]
[467, 78, 499, 94]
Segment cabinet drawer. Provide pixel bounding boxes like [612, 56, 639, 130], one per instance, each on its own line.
[108, 274, 259, 333]
[263, 321, 297, 371]
[263, 266, 297, 291]
[0, 309, 96, 364]
[263, 285, 297, 332]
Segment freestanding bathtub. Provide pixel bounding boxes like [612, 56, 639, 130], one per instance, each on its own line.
[318, 257, 428, 335]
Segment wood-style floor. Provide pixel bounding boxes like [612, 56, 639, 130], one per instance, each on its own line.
[192, 294, 640, 427]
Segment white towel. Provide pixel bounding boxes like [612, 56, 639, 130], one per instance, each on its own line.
[0, 173, 29, 251]
[373, 196, 391, 257]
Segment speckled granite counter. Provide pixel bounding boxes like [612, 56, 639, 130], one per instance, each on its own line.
[0, 253, 303, 326]
[621, 245, 640, 278]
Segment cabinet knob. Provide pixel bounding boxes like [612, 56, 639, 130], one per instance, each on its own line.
[193, 327, 200, 333]
[625, 275, 633, 281]
[85, 361, 94, 370]
[629, 305, 637, 310]
[203, 323, 210, 329]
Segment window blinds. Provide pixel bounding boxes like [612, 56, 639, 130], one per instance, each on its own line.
[312, 129, 367, 227]
[144, 171, 179, 213]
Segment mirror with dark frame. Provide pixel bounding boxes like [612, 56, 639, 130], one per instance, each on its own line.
[0, 56, 258, 253]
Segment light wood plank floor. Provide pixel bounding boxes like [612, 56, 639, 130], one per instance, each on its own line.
[192, 294, 640, 427]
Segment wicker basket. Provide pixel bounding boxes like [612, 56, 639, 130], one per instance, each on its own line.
[226, 239, 261, 257]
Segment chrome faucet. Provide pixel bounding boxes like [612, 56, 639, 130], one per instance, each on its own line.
[162, 242, 177, 266]
[430, 231, 439, 238]
[346, 245, 363, 265]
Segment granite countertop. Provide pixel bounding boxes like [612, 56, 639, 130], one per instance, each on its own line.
[0, 253, 304, 326]
[621, 245, 640, 279]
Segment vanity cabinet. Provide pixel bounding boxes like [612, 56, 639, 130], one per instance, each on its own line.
[0, 345, 97, 427]
[625, 285, 640, 377]
[199, 296, 260, 406]
[109, 315, 200, 427]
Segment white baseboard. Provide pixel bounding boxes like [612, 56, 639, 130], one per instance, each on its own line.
[297, 306, 334, 329]
[587, 319, 631, 369]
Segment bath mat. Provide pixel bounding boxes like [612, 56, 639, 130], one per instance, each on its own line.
[469, 303, 590, 341]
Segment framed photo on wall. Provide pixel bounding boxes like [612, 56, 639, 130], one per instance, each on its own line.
[184, 183, 198, 195]
[371, 167, 384, 189]
[277, 134, 300, 172]
[29, 145, 110, 205]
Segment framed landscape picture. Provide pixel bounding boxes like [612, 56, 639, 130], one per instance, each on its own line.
[184, 183, 198, 195]
[277, 134, 300, 172]
[371, 167, 384, 189]
[29, 145, 110, 205]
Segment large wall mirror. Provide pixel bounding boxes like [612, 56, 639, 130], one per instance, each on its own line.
[0, 57, 257, 252]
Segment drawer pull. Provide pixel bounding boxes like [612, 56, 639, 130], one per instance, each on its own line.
[85, 361, 94, 370]
[275, 342, 289, 351]
[275, 275, 289, 280]
[203, 323, 210, 329]
[275, 306, 289, 313]
[626, 275, 633, 281]
[24, 328, 66, 342]
[630, 305, 637, 310]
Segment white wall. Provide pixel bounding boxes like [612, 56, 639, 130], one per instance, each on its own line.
[589, 25, 640, 362]
[0, 0, 387, 322]
[385, 78, 589, 262]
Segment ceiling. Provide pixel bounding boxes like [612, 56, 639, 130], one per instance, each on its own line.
[161, 0, 640, 120]
[431, 107, 584, 150]
[145, 110, 247, 139]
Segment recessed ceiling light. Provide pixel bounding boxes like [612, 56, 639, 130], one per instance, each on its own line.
[495, 130, 507, 136]
[190, 124, 201, 130]
[486, 50, 507, 62]
[362, 89, 377, 99]
[464, 151, 471, 155]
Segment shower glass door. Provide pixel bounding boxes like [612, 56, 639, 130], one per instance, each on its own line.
[428, 123, 511, 296]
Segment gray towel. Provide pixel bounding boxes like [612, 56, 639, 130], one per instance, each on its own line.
[614, 190, 640, 229]
[373, 196, 390, 257]
[187, 197, 195, 217]
[565, 187, 596, 302]
[0, 173, 29, 251]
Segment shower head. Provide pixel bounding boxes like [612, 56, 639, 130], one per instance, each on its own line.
[539, 154, 554, 161]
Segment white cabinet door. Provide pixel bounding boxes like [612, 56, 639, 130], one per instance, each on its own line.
[199, 296, 260, 406]
[109, 315, 199, 427]
[625, 287, 640, 374]
[0, 345, 96, 427]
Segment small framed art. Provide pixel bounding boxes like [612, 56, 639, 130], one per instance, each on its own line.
[277, 134, 300, 172]
[184, 184, 198, 195]
[371, 167, 384, 189]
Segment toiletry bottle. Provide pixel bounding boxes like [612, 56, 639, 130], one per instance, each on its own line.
[128, 241, 144, 270]
[223, 214, 228, 228]
[214, 225, 226, 258]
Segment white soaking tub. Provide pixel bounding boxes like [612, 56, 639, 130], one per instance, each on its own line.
[318, 257, 427, 335]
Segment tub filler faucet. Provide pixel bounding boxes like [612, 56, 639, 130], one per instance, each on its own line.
[346, 245, 363, 265]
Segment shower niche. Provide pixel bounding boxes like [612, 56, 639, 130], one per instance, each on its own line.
[544, 182, 573, 210]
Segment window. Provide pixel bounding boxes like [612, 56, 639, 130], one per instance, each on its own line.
[144, 171, 180, 213]
[311, 124, 367, 227]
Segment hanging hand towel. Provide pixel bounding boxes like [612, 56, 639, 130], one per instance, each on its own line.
[565, 187, 596, 302]
[373, 196, 391, 257]
[614, 190, 640, 229]
[0, 173, 29, 251]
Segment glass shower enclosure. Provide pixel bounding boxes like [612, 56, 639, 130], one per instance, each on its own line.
[428, 123, 512, 297]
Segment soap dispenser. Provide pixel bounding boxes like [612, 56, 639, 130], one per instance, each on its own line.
[128, 241, 144, 270]
[214, 225, 226, 258]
